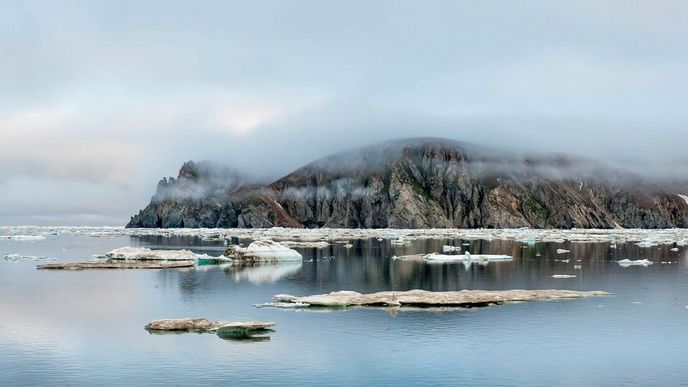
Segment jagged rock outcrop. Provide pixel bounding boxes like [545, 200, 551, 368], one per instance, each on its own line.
[127, 138, 688, 229]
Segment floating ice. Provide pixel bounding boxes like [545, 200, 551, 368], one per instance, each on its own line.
[3, 253, 53, 262]
[551, 274, 576, 278]
[4, 226, 688, 247]
[105, 247, 200, 261]
[279, 240, 330, 249]
[423, 253, 513, 262]
[617, 259, 653, 267]
[253, 302, 310, 309]
[224, 240, 302, 262]
[442, 245, 460, 253]
[556, 249, 570, 254]
[0, 235, 45, 241]
[636, 241, 657, 248]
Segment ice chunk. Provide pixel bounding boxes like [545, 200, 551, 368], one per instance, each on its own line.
[636, 241, 656, 248]
[442, 245, 461, 253]
[423, 253, 513, 262]
[617, 259, 653, 267]
[105, 247, 199, 261]
[3, 253, 53, 262]
[551, 274, 576, 278]
[0, 235, 45, 241]
[224, 240, 302, 262]
[279, 240, 330, 249]
[556, 249, 570, 254]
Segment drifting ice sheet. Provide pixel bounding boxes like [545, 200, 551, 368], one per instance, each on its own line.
[423, 253, 513, 262]
[617, 259, 653, 267]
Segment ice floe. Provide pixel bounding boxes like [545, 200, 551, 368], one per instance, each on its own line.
[265, 289, 610, 309]
[616, 259, 653, 267]
[551, 274, 576, 279]
[278, 240, 330, 249]
[3, 253, 53, 262]
[423, 252, 513, 263]
[0, 235, 45, 241]
[556, 249, 570, 254]
[442, 245, 461, 253]
[105, 247, 200, 261]
[4, 226, 688, 247]
[224, 240, 302, 262]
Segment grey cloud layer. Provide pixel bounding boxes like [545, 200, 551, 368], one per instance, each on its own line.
[0, 0, 686, 224]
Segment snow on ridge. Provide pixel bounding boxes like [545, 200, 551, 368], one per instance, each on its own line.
[677, 194, 688, 206]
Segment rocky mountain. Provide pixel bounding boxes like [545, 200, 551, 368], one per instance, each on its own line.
[127, 138, 688, 229]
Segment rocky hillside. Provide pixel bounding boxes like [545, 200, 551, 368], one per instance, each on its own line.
[127, 138, 688, 228]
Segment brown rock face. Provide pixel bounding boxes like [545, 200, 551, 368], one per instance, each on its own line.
[127, 138, 688, 229]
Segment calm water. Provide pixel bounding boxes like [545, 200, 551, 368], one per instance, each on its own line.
[1, 231, 688, 386]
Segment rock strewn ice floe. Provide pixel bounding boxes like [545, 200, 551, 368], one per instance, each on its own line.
[4, 226, 688, 246]
[145, 318, 275, 341]
[268, 289, 610, 308]
[145, 318, 274, 332]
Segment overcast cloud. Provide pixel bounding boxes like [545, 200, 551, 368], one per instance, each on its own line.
[1, 0, 687, 225]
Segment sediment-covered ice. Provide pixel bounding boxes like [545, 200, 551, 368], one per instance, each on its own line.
[267, 289, 610, 309]
[617, 259, 653, 267]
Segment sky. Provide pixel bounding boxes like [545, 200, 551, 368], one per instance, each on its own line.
[1, 0, 687, 225]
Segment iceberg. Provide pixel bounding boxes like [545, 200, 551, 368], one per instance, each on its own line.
[224, 240, 302, 262]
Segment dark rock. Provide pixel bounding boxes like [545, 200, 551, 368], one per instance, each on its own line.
[127, 138, 688, 229]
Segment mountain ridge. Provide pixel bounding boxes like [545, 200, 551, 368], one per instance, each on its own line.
[127, 138, 688, 229]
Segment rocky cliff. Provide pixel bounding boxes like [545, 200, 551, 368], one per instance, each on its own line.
[127, 138, 688, 229]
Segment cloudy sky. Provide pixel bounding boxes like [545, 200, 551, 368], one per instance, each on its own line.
[1, 0, 686, 225]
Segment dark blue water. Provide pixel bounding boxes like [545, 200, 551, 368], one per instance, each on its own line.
[1, 231, 687, 386]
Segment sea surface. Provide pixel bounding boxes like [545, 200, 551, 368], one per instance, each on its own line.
[1, 228, 688, 386]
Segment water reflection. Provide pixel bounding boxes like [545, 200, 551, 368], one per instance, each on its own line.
[224, 262, 302, 285]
